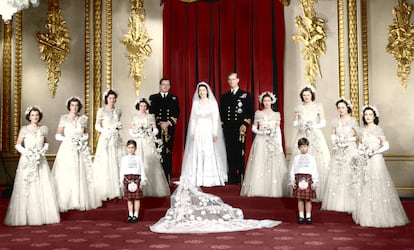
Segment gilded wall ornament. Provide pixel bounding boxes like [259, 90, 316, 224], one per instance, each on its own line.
[292, 0, 326, 87]
[386, 0, 414, 93]
[121, 0, 152, 96]
[36, 0, 70, 98]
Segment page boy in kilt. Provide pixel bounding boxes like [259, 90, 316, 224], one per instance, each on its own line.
[120, 140, 147, 223]
[289, 137, 319, 224]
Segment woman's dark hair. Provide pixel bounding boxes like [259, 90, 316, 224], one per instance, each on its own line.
[135, 98, 150, 110]
[259, 93, 274, 108]
[104, 90, 118, 105]
[300, 87, 315, 102]
[126, 139, 137, 147]
[336, 99, 352, 114]
[297, 137, 309, 147]
[66, 97, 83, 112]
[362, 107, 379, 125]
[25, 107, 43, 122]
[197, 84, 209, 98]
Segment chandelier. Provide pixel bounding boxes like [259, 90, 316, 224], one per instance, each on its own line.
[0, 0, 39, 22]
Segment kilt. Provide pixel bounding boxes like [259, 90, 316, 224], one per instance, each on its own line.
[292, 173, 316, 200]
[123, 174, 143, 200]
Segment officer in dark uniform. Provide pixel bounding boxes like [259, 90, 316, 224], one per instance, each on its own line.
[149, 78, 180, 184]
[220, 72, 253, 184]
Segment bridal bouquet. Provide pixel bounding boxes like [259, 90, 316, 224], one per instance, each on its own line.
[301, 121, 313, 136]
[333, 135, 349, 151]
[25, 147, 43, 166]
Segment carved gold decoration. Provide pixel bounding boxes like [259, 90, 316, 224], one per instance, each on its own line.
[36, 0, 70, 98]
[292, 0, 326, 87]
[121, 0, 152, 96]
[105, 0, 112, 90]
[386, 0, 414, 93]
[84, 0, 91, 130]
[93, 0, 103, 151]
[280, 0, 290, 6]
[348, 0, 360, 120]
[13, 11, 23, 154]
[361, 0, 369, 106]
[337, 0, 345, 98]
[2, 20, 12, 153]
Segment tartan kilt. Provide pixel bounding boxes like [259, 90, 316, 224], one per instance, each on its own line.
[123, 174, 143, 200]
[292, 173, 316, 200]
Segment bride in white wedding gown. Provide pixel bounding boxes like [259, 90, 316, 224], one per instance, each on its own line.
[150, 82, 281, 233]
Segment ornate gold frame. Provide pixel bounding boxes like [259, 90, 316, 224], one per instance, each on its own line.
[348, 0, 360, 120]
[2, 20, 13, 153]
[13, 12, 23, 154]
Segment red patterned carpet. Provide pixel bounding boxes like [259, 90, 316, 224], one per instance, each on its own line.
[1, 185, 413, 250]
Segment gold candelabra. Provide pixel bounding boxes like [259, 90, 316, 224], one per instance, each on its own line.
[121, 0, 152, 96]
[386, 0, 414, 93]
[36, 0, 70, 98]
[292, 0, 326, 87]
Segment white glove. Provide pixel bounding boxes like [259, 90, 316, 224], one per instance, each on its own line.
[152, 127, 159, 136]
[41, 143, 49, 154]
[95, 124, 105, 133]
[80, 133, 89, 142]
[312, 120, 326, 129]
[347, 136, 357, 142]
[276, 127, 283, 153]
[55, 134, 70, 142]
[129, 128, 139, 137]
[293, 120, 299, 128]
[374, 141, 390, 155]
[15, 144, 26, 154]
[252, 124, 264, 135]
[330, 134, 337, 143]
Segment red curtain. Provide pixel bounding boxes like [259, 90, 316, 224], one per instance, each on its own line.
[162, 0, 285, 177]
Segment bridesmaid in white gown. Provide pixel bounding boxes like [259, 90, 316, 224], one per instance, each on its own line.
[180, 82, 228, 187]
[241, 92, 288, 197]
[292, 86, 330, 201]
[52, 96, 101, 212]
[4, 106, 60, 226]
[352, 105, 409, 227]
[322, 99, 358, 213]
[93, 90, 124, 201]
[129, 98, 170, 197]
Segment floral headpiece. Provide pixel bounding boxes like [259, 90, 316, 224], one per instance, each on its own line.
[301, 83, 316, 93]
[134, 97, 151, 107]
[362, 105, 380, 117]
[103, 89, 117, 100]
[24, 105, 42, 115]
[65, 96, 82, 106]
[258, 91, 277, 104]
[337, 98, 353, 110]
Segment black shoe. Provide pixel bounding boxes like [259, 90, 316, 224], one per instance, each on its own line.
[306, 218, 312, 224]
[132, 216, 138, 223]
[127, 216, 133, 223]
[298, 217, 304, 224]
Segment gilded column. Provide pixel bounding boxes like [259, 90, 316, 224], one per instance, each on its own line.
[13, 12, 23, 154]
[93, 0, 103, 151]
[361, 0, 369, 106]
[347, 0, 360, 120]
[2, 20, 13, 153]
[84, 0, 91, 123]
[105, 0, 112, 90]
[337, 0, 345, 98]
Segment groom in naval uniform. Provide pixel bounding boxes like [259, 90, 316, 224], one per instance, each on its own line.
[220, 72, 253, 184]
[149, 78, 180, 184]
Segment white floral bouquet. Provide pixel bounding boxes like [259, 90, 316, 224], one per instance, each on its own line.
[333, 135, 349, 151]
[25, 147, 43, 166]
[301, 121, 313, 136]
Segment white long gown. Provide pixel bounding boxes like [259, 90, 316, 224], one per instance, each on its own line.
[180, 99, 227, 187]
[322, 117, 358, 213]
[52, 115, 101, 212]
[150, 82, 281, 234]
[4, 126, 60, 226]
[130, 113, 170, 197]
[291, 103, 330, 201]
[352, 126, 409, 227]
[92, 107, 124, 200]
[241, 111, 288, 197]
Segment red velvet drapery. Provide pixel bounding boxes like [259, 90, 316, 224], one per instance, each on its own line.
[162, 0, 285, 177]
